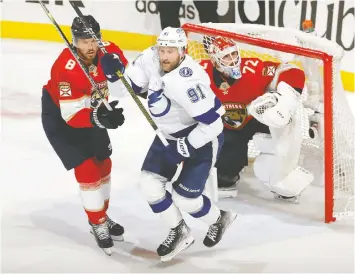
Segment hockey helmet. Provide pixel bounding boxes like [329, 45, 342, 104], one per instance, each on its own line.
[208, 36, 242, 79]
[71, 15, 101, 46]
[157, 27, 187, 55]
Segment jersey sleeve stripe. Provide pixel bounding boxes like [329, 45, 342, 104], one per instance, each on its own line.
[128, 76, 144, 94]
[213, 97, 222, 110]
[169, 124, 198, 139]
[193, 97, 224, 125]
[59, 95, 90, 122]
[193, 108, 220, 125]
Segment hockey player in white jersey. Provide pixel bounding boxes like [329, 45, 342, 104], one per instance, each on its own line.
[99, 27, 237, 261]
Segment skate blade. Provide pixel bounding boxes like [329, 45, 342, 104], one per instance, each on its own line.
[111, 235, 124, 242]
[218, 189, 238, 199]
[272, 192, 300, 204]
[102, 248, 112, 256]
[160, 235, 195, 262]
[90, 229, 124, 242]
[221, 213, 238, 236]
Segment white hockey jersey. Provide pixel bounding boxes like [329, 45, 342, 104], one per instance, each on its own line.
[122, 47, 225, 149]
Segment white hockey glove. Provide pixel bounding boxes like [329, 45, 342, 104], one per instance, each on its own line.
[249, 81, 300, 128]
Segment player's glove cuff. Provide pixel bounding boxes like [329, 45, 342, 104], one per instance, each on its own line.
[90, 101, 125, 129]
[100, 53, 125, 83]
[91, 107, 105, 129]
[165, 137, 196, 165]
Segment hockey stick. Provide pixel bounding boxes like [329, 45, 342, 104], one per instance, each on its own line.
[38, 0, 112, 111]
[70, 3, 218, 202]
[69, 1, 169, 146]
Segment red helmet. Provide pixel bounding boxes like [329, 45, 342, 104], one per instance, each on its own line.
[208, 36, 242, 79]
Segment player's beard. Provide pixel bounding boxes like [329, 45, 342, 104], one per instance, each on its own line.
[160, 56, 180, 73]
[77, 48, 97, 64]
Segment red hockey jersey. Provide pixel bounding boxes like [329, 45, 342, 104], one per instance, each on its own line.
[43, 41, 128, 128]
[200, 58, 305, 130]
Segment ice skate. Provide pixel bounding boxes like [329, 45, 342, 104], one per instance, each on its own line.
[218, 183, 238, 198]
[89, 221, 113, 256]
[90, 216, 124, 241]
[203, 210, 237, 248]
[218, 174, 239, 198]
[106, 216, 124, 241]
[157, 220, 195, 262]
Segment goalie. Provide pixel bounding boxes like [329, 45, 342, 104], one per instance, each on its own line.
[201, 36, 314, 200]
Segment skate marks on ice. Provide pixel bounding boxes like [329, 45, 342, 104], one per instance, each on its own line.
[1, 86, 41, 119]
[1, 39, 63, 119]
[1, 189, 260, 273]
[2, 166, 352, 273]
[230, 167, 330, 223]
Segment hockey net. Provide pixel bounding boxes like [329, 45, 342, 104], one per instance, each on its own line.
[182, 23, 354, 223]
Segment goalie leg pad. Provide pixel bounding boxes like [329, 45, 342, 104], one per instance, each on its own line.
[253, 133, 274, 154]
[254, 154, 314, 197]
[269, 166, 314, 197]
[253, 153, 275, 183]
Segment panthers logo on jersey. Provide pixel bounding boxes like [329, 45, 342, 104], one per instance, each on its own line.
[222, 102, 248, 129]
[91, 80, 109, 108]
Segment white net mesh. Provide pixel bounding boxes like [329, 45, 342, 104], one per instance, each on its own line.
[183, 23, 354, 221]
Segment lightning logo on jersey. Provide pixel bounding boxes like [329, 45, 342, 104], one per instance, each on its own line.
[148, 89, 172, 117]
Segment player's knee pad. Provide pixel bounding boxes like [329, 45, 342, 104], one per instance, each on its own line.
[74, 157, 101, 185]
[96, 158, 112, 200]
[172, 190, 211, 217]
[97, 157, 112, 180]
[139, 171, 167, 202]
[172, 179, 204, 199]
[75, 158, 104, 212]
[253, 153, 275, 183]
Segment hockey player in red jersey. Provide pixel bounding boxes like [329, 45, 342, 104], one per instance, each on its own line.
[42, 15, 128, 254]
[202, 36, 313, 200]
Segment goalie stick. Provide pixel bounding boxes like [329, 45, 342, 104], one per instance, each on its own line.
[38, 0, 113, 111]
[69, 1, 169, 146]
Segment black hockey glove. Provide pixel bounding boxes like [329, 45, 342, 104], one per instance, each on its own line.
[91, 101, 125, 129]
[100, 53, 125, 83]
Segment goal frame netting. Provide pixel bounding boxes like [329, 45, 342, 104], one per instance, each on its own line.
[181, 22, 354, 223]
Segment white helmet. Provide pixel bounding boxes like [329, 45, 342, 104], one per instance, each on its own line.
[157, 27, 187, 55]
[208, 36, 242, 79]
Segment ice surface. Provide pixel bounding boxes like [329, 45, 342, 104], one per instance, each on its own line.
[1, 39, 354, 273]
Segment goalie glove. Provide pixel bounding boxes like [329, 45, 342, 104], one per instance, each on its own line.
[249, 81, 300, 128]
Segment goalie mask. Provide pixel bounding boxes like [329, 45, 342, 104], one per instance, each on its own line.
[208, 37, 242, 80]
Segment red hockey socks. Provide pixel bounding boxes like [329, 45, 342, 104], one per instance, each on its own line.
[97, 157, 112, 214]
[74, 157, 113, 224]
